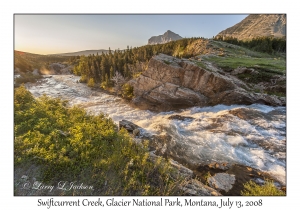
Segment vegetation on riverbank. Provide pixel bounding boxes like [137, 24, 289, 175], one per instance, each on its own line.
[14, 85, 184, 195]
[70, 37, 285, 99]
[14, 35, 286, 100]
[241, 180, 285, 196]
[71, 38, 202, 95]
[13, 35, 286, 196]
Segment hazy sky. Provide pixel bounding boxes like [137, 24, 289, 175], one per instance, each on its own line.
[14, 14, 248, 55]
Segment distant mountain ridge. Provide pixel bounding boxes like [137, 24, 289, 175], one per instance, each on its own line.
[216, 14, 286, 40]
[148, 30, 183, 45]
[52, 49, 112, 56]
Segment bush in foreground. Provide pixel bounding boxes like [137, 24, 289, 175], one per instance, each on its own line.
[14, 85, 183, 195]
[241, 180, 285, 196]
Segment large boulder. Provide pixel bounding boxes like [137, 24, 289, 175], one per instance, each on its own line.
[208, 173, 236, 192]
[130, 54, 284, 111]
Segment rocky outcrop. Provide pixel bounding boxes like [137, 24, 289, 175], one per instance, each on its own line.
[130, 54, 284, 111]
[49, 63, 65, 73]
[148, 30, 182, 45]
[216, 14, 286, 40]
[123, 119, 285, 195]
[119, 120, 141, 132]
[149, 151, 221, 196]
[39, 63, 67, 75]
[208, 173, 236, 192]
[181, 179, 221, 196]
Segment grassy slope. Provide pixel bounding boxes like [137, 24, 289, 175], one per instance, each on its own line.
[190, 40, 286, 96]
[202, 40, 286, 73]
[14, 86, 184, 196]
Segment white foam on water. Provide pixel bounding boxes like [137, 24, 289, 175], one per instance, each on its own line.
[267, 165, 286, 184]
[190, 104, 245, 114]
[26, 75, 286, 184]
[226, 135, 248, 146]
[249, 104, 276, 113]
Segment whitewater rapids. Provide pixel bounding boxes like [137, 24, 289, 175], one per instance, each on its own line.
[26, 75, 286, 184]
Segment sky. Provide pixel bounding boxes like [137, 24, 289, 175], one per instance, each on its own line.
[14, 14, 248, 55]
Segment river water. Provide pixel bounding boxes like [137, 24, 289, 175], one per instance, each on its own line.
[26, 75, 286, 184]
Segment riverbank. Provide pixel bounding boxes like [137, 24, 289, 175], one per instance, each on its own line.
[20, 75, 286, 195]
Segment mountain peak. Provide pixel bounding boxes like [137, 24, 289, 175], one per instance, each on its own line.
[215, 14, 286, 40]
[148, 30, 183, 45]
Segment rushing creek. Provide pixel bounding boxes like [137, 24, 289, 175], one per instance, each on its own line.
[26, 75, 286, 184]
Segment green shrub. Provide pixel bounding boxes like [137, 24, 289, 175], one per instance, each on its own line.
[14, 84, 36, 113]
[87, 78, 95, 87]
[121, 83, 134, 99]
[14, 87, 183, 195]
[241, 180, 285, 196]
[72, 65, 81, 76]
[100, 81, 113, 90]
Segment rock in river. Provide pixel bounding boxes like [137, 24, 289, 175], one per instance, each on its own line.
[119, 120, 140, 133]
